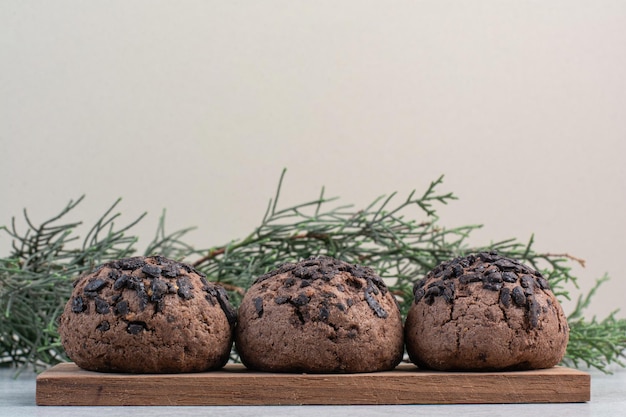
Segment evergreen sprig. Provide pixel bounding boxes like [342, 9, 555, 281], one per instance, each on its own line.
[0, 197, 145, 371]
[191, 171, 478, 310]
[1, 172, 624, 373]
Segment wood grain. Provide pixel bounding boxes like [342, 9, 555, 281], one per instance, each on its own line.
[36, 363, 590, 406]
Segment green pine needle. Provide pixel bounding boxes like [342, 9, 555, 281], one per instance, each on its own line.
[1, 173, 624, 373]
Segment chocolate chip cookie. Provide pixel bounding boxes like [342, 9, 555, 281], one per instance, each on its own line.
[58, 256, 236, 373]
[235, 256, 404, 373]
[405, 252, 569, 371]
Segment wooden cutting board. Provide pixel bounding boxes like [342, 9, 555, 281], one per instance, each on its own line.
[36, 363, 590, 406]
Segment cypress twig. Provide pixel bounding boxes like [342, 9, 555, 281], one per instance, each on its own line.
[1, 174, 624, 373]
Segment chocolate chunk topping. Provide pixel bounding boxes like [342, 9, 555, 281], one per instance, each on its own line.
[214, 286, 237, 327]
[485, 271, 503, 284]
[150, 279, 169, 302]
[428, 280, 445, 290]
[413, 287, 425, 304]
[502, 271, 517, 283]
[451, 264, 464, 278]
[264, 256, 390, 318]
[256, 256, 379, 286]
[107, 269, 120, 280]
[520, 275, 534, 289]
[512, 286, 526, 306]
[365, 285, 388, 318]
[161, 264, 179, 278]
[94, 297, 110, 314]
[201, 283, 237, 327]
[71, 296, 86, 313]
[499, 287, 511, 307]
[413, 252, 552, 329]
[537, 276, 551, 290]
[274, 295, 290, 305]
[253, 256, 395, 323]
[118, 257, 146, 270]
[425, 286, 441, 297]
[291, 293, 310, 307]
[176, 277, 194, 300]
[483, 282, 502, 291]
[74, 256, 238, 334]
[459, 274, 482, 284]
[318, 305, 330, 321]
[141, 264, 162, 278]
[127, 321, 147, 335]
[254, 297, 264, 317]
[115, 300, 129, 315]
[96, 320, 110, 332]
[477, 251, 499, 263]
[527, 296, 540, 328]
[442, 282, 455, 303]
[125, 276, 142, 290]
[84, 279, 107, 293]
[494, 259, 517, 271]
[113, 274, 130, 290]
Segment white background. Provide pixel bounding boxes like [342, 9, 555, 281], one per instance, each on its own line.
[1, 1, 625, 319]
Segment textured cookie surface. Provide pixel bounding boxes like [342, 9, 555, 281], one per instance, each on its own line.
[405, 251, 569, 371]
[235, 256, 404, 373]
[59, 256, 236, 373]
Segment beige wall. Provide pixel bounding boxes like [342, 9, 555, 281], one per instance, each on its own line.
[1, 1, 625, 318]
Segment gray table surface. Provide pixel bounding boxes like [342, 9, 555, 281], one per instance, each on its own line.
[1, 364, 625, 417]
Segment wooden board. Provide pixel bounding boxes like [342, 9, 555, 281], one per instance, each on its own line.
[36, 363, 590, 406]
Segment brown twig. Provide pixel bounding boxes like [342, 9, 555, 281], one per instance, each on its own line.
[291, 232, 329, 240]
[192, 247, 225, 267]
[216, 282, 246, 296]
[542, 253, 586, 268]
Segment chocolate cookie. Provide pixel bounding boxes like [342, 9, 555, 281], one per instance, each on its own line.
[235, 256, 404, 373]
[58, 256, 236, 373]
[405, 251, 569, 371]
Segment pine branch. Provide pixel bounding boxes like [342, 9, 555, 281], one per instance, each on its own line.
[1, 173, 625, 374]
[0, 200, 145, 373]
